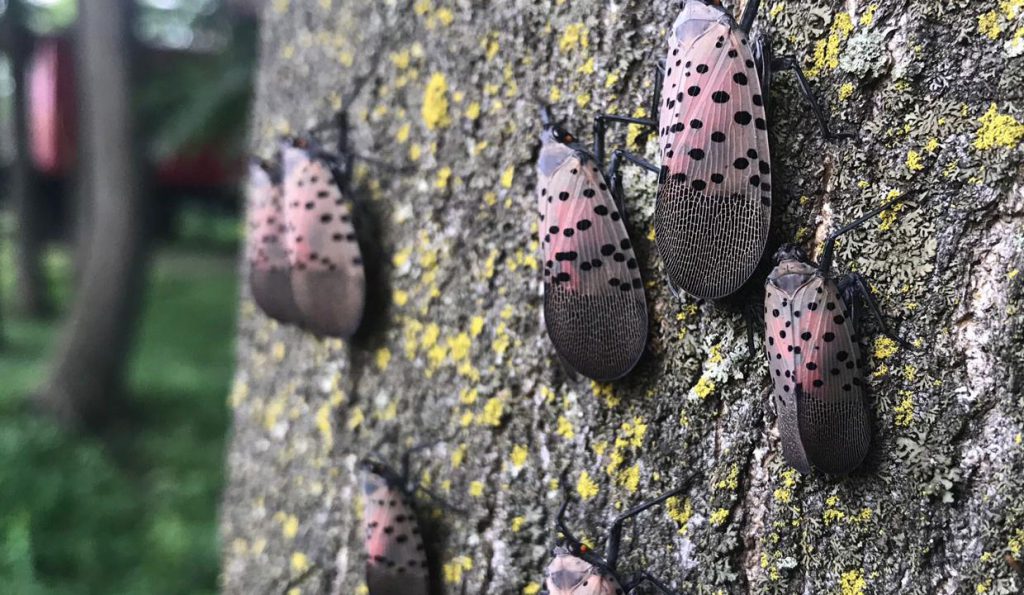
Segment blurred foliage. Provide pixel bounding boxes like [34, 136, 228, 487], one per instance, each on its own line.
[0, 236, 237, 594]
[0, 0, 257, 165]
[175, 201, 244, 249]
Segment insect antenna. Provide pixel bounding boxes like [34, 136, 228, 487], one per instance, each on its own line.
[604, 483, 690, 570]
[818, 197, 914, 275]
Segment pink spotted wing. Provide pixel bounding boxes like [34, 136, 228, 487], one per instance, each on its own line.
[361, 469, 429, 595]
[655, 1, 771, 299]
[246, 160, 302, 324]
[281, 144, 366, 338]
[764, 260, 870, 474]
[537, 149, 648, 381]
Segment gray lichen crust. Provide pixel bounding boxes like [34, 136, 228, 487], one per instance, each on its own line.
[222, 1, 1024, 594]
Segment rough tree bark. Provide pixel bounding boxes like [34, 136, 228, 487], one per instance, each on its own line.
[6, 0, 52, 318]
[222, 1, 1024, 593]
[36, 0, 148, 428]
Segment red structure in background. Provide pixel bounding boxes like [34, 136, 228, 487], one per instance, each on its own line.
[27, 35, 240, 191]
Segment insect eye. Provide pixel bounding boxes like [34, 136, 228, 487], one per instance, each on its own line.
[578, 544, 588, 553]
[563, 133, 575, 143]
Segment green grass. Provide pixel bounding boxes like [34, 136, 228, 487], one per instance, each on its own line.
[0, 244, 237, 595]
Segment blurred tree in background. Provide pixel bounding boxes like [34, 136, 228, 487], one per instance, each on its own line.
[0, 0, 257, 591]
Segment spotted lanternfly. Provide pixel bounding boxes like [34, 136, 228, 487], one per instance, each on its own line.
[246, 158, 303, 324]
[280, 123, 366, 339]
[589, 0, 850, 300]
[543, 485, 688, 594]
[765, 200, 914, 474]
[536, 106, 649, 381]
[360, 459, 430, 595]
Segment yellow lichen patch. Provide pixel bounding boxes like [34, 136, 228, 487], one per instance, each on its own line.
[548, 86, 562, 103]
[859, 4, 878, 26]
[559, 22, 589, 53]
[894, 391, 914, 427]
[556, 415, 575, 439]
[906, 150, 924, 172]
[823, 495, 846, 524]
[716, 464, 740, 491]
[279, 513, 299, 539]
[434, 7, 454, 26]
[451, 443, 468, 468]
[878, 190, 905, 231]
[315, 403, 334, 451]
[666, 496, 693, 534]
[459, 387, 479, 405]
[470, 316, 486, 337]
[576, 92, 591, 109]
[626, 107, 649, 148]
[468, 481, 485, 497]
[375, 347, 391, 371]
[591, 381, 621, 408]
[422, 72, 451, 130]
[973, 103, 1024, 150]
[447, 332, 472, 362]
[978, 11, 1002, 39]
[435, 166, 453, 189]
[808, 12, 854, 77]
[578, 56, 595, 75]
[290, 552, 310, 574]
[492, 323, 511, 355]
[693, 375, 716, 399]
[522, 583, 542, 595]
[773, 468, 799, 504]
[272, 342, 286, 361]
[501, 165, 515, 189]
[263, 398, 286, 432]
[355, 584, 369, 595]
[874, 336, 899, 360]
[477, 396, 505, 426]
[925, 137, 940, 153]
[511, 444, 529, 468]
[709, 508, 729, 526]
[443, 555, 473, 584]
[576, 471, 599, 500]
[229, 380, 249, 409]
[617, 464, 641, 493]
[769, 2, 785, 19]
[347, 406, 364, 430]
[465, 101, 481, 120]
[840, 569, 866, 595]
[604, 72, 620, 88]
[838, 82, 855, 101]
[272, 0, 289, 13]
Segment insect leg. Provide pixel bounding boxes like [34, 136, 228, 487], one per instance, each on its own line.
[621, 571, 680, 595]
[819, 197, 911, 275]
[607, 149, 660, 222]
[770, 55, 855, 141]
[840, 272, 916, 350]
[649, 60, 665, 125]
[605, 484, 689, 569]
[594, 114, 658, 166]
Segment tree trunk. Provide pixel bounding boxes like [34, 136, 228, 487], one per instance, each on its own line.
[7, 0, 53, 318]
[36, 0, 148, 428]
[222, 1, 1024, 594]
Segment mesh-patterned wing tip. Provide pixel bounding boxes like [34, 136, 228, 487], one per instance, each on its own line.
[291, 269, 366, 339]
[544, 288, 648, 381]
[250, 269, 303, 324]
